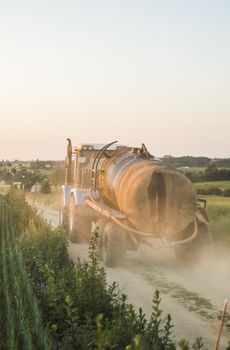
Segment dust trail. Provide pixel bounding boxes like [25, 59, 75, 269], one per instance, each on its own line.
[124, 244, 230, 348]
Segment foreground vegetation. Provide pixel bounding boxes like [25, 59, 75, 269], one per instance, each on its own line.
[1, 190, 225, 349]
[0, 194, 50, 349]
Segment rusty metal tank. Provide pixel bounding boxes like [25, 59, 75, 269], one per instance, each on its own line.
[99, 148, 197, 240]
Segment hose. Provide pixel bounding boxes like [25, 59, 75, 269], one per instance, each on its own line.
[111, 215, 198, 249]
[86, 196, 198, 250]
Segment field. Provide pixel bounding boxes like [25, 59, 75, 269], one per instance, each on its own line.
[198, 195, 230, 244]
[201, 195, 230, 208]
[178, 167, 206, 173]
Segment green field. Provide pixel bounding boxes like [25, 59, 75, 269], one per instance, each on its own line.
[198, 195, 230, 244]
[178, 167, 206, 173]
[195, 181, 230, 190]
[199, 195, 230, 207]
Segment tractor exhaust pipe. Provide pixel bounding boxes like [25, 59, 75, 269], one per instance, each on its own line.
[65, 138, 72, 185]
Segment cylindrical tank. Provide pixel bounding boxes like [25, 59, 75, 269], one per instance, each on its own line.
[99, 149, 197, 240]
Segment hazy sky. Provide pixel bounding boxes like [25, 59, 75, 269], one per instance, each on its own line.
[1, 0, 229, 160]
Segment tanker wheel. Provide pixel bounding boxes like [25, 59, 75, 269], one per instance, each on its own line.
[102, 222, 126, 267]
[68, 196, 89, 243]
[95, 218, 107, 260]
[174, 223, 210, 263]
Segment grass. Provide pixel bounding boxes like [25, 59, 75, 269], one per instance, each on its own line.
[199, 195, 230, 208]
[194, 181, 230, 190]
[0, 184, 11, 194]
[198, 195, 230, 244]
[27, 188, 62, 211]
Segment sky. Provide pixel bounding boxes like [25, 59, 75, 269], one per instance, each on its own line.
[0, 0, 230, 160]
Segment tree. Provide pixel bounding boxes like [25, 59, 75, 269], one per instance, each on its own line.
[40, 179, 51, 194]
[50, 168, 64, 187]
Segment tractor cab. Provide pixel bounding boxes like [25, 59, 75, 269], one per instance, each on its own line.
[65, 141, 128, 190]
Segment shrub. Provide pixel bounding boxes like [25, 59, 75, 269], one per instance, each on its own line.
[223, 188, 230, 197]
[41, 179, 51, 194]
[196, 188, 207, 195]
[20, 223, 178, 349]
[6, 189, 37, 234]
[207, 187, 223, 196]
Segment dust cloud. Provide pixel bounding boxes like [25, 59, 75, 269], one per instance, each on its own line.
[121, 243, 230, 348]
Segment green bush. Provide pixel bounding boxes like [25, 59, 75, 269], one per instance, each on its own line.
[41, 179, 51, 194]
[19, 217, 178, 349]
[6, 189, 37, 234]
[196, 188, 207, 195]
[208, 187, 223, 196]
[197, 187, 224, 196]
[223, 188, 230, 197]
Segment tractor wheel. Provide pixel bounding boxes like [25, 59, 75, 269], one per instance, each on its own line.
[68, 196, 92, 243]
[60, 206, 69, 230]
[95, 218, 107, 260]
[102, 222, 126, 267]
[174, 223, 210, 263]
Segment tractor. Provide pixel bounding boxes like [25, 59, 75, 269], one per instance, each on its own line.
[60, 139, 209, 267]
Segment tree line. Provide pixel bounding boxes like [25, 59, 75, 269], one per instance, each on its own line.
[161, 156, 230, 168]
[184, 165, 230, 183]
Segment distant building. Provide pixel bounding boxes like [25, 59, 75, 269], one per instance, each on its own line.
[31, 183, 41, 192]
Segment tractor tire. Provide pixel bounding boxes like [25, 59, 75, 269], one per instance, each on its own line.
[60, 206, 69, 230]
[68, 196, 84, 243]
[95, 218, 107, 260]
[102, 222, 126, 267]
[68, 196, 92, 243]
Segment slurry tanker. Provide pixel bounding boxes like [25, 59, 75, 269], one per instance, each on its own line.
[60, 140, 209, 267]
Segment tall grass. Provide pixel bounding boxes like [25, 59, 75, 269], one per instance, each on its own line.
[0, 194, 50, 349]
[198, 196, 230, 244]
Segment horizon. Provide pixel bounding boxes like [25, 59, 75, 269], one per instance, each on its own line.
[1, 152, 230, 163]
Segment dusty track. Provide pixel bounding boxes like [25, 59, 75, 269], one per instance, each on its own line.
[38, 204, 229, 349]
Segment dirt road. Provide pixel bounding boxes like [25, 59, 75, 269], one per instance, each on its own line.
[40, 205, 230, 348]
